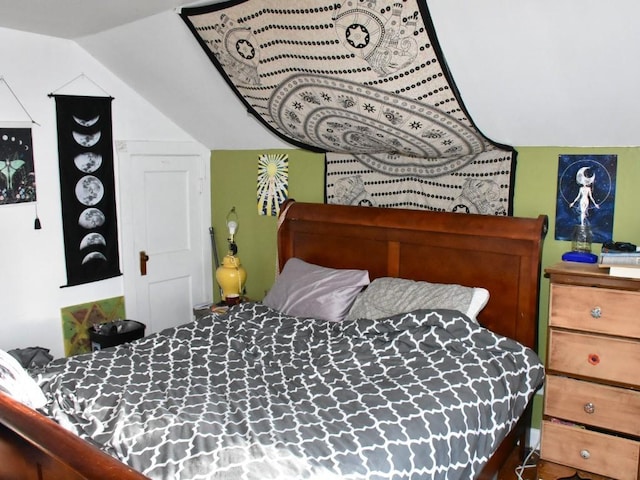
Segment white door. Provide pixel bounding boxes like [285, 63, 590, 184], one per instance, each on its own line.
[117, 141, 212, 334]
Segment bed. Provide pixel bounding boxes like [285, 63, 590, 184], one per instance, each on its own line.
[0, 200, 548, 480]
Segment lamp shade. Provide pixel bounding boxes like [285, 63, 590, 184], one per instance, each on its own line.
[215, 253, 247, 300]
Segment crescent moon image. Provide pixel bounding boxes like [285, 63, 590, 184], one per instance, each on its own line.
[74, 152, 103, 173]
[82, 252, 107, 264]
[75, 175, 104, 206]
[79, 233, 106, 250]
[78, 208, 106, 228]
[576, 166, 595, 185]
[72, 115, 100, 127]
[72, 131, 101, 147]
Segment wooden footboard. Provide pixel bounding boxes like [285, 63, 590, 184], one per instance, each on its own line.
[0, 391, 147, 480]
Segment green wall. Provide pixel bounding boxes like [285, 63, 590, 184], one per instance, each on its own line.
[514, 147, 640, 430]
[211, 149, 325, 302]
[514, 147, 640, 360]
[212, 146, 640, 430]
[212, 146, 640, 315]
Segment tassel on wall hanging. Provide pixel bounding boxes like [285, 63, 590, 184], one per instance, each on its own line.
[50, 93, 121, 286]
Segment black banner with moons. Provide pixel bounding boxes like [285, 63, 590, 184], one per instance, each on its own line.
[54, 95, 121, 286]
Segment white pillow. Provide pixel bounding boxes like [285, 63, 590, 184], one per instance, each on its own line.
[0, 349, 47, 409]
[345, 277, 489, 323]
[262, 258, 370, 322]
[467, 287, 490, 320]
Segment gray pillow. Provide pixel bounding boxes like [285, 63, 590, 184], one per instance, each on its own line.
[345, 277, 489, 323]
[262, 258, 370, 322]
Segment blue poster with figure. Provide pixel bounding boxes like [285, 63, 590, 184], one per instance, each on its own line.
[555, 154, 616, 243]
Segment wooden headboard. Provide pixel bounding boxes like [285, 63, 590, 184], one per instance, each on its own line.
[278, 201, 548, 351]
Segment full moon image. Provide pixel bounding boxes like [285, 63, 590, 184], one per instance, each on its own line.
[75, 175, 104, 206]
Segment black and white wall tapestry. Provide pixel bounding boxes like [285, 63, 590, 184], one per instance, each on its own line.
[0, 125, 36, 205]
[181, 0, 516, 215]
[53, 95, 121, 286]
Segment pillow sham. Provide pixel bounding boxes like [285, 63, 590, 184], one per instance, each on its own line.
[0, 348, 47, 409]
[344, 276, 489, 323]
[262, 258, 370, 322]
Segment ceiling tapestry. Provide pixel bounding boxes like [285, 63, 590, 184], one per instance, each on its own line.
[181, 0, 516, 215]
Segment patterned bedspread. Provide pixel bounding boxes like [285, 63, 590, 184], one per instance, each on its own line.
[36, 303, 543, 480]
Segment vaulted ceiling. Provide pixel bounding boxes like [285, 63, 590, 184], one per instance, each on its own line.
[2, 1, 640, 149]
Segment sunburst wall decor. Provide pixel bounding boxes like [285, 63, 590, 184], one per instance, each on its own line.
[257, 153, 288, 216]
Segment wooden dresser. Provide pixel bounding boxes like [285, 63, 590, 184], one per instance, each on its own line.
[540, 262, 640, 480]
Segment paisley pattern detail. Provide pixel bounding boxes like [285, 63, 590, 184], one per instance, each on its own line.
[270, 75, 483, 162]
[181, 0, 516, 214]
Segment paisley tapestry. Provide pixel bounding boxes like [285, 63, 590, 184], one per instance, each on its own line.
[181, 0, 516, 215]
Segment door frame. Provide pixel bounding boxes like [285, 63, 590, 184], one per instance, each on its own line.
[116, 140, 213, 324]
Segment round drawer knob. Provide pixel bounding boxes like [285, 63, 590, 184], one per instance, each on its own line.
[590, 306, 602, 318]
[580, 449, 591, 459]
[588, 353, 600, 365]
[584, 402, 595, 414]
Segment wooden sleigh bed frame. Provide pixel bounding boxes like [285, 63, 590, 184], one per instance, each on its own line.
[0, 201, 547, 480]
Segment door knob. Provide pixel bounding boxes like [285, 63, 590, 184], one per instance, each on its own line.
[140, 251, 149, 275]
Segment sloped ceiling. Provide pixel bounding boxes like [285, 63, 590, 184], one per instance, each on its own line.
[2, 1, 640, 149]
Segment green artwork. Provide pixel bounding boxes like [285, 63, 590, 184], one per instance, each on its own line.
[60, 296, 125, 356]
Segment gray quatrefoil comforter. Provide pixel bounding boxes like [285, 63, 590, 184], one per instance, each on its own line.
[36, 303, 544, 480]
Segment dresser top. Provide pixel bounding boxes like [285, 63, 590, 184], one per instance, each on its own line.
[545, 261, 640, 291]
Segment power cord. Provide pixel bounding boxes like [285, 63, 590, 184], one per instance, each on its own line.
[515, 441, 540, 480]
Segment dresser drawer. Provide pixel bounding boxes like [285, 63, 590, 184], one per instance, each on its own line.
[548, 329, 640, 387]
[545, 375, 640, 436]
[541, 420, 640, 480]
[550, 284, 640, 339]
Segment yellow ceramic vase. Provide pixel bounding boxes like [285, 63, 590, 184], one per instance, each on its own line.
[215, 253, 247, 300]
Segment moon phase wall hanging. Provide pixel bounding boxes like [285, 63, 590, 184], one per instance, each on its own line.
[181, 0, 516, 215]
[53, 95, 121, 286]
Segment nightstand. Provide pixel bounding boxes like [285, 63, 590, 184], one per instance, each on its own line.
[541, 262, 640, 480]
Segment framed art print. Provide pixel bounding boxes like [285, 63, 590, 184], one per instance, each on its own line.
[555, 154, 617, 243]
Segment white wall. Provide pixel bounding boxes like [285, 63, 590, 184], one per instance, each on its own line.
[0, 27, 198, 358]
[427, 0, 640, 146]
[75, 3, 640, 149]
[77, 11, 291, 151]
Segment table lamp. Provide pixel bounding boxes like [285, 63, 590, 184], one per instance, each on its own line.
[215, 207, 247, 304]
